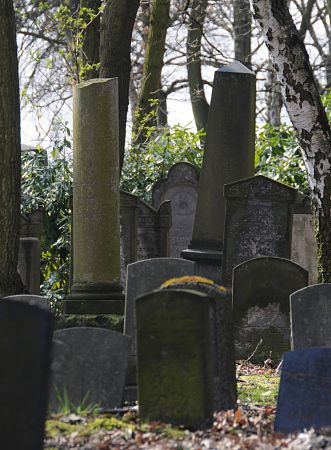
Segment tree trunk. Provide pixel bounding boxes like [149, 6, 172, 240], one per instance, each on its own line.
[99, 0, 140, 171]
[251, 0, 331, 281]
[0, 0, 24, 296]
[234, 0, 252, 64]
[134, 0, 170, 143]
[265, 61, 282, 126]
[80, 0, 101, 79]
[186, 0, 209, 133]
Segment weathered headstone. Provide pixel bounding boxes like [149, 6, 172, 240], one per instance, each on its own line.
[120, 191, 171, 284]
[50, 327, 130, 412]
[290, 283, 331, 350]
[182, 61, 256, 281]
[152, 162, 199, 258]
[0, 299, 53, 450]
[160, 278, 237, 411]
[3, 294, 50, 309]
[222, 175, 297, 286]
[232, 256, 308, 362]
[63, 78, 123, 314]
[136, 289, 214, 429]
[275, 348, 331, 433]
[19, 210, 43, 294]
[291, 193, 318, 284]
[124, 258, 196, 397]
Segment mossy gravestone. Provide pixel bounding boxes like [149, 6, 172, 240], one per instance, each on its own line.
[160, 277, 237, 411]
[0, 299, 53, 450]
[290, 284, 331, 350]
[136, 289, 214, 429]
[232, 257, 308, 362]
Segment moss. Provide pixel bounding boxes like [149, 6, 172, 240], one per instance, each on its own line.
[55, 314, 124, 332]
[79, 417, 135, 436]
[237, 375, 279, 406]
[160, 276, 229, 294]
[46, 419, 78, 438]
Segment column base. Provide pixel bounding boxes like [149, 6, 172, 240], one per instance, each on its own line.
[181, 248, 223, 283]
[63, 284, 124, 314]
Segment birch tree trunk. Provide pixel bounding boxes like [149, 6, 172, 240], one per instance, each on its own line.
[251, 0, 331, 281]
[0, 0, 24, 296]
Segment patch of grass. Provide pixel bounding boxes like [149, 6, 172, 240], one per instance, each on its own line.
[237, 374, 279, 406]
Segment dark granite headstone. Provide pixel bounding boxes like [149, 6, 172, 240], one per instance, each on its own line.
[232, 256, 308, 362]
[124, 258, 196, 396]
[4, 294, 50, 309]
[275, 348, 331, 432]
[159, 279, 237, 411]
[136, 289, 214, 429]
[120, 191, 171, 284]
[290, 284, 331, 350]
[50, 327, 130, 412]
[222, 175, 297, 286]
[152, 162, 199, 258]
[0, 299, 53, 450]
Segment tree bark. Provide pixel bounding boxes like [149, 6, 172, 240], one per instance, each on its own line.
[251, 0, 331, 281]
[80, 0, 101, 79]
[99, 0, 140, 171]
[0, 0, 24, 296]
[134, 0, 170, 143]
[234, 0, 252, 65]
[186, 0, 209, 133]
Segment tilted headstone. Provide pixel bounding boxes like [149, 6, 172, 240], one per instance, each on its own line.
[3, 294, 50, 309]
[136, 289, 214, 429]
[275, 348, 331, 433]
[0, 299, 53, 450]
[152, 162, 199, 258]
[120, 191, 171, 284]
[291, 193, 318, 284]
[159, 278, 237, 411]
[182, 61, 256, 281]
[232, 257, 308, 362]
[124, 258, 196, 396]
[50, 327, 130, 412]
[64, 78, 123, 315]
[222, 175, 297, 286]
[290, 284, 331, 350]
[19, 210, 43, 294]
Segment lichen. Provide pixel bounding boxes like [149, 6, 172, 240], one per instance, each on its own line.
[161, 276, 228, 294]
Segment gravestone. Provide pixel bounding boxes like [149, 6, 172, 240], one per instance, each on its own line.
[124, 258, 196, 397]
[0, 299, 53, 450]
[50, 327, 130, 412]
[19, 210, 43, 294]
[159, 278, 237, 411]
[152, 162, 199, 258]
[232, 257, 308, 361]
[136, 289, 214, 429]
[182, 61, 256, 281]
[3, 294, 50, 309]
[275, 348, 331, 433]
[64, 78, 123, 314]
[120, 191, 171, 284]
[222, 175, 297, 286]
[290, 284, 331, 350]
[291, 193, 318, 284]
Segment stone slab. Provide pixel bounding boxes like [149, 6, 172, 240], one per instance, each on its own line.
[4, 294, 50, 309]
[290, 283, 331, 349]
[275, 348, 331, 432]
[50, 327, 130, 412]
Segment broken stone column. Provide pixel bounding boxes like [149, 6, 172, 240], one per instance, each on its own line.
[63, 78, 123, 314]
[182, 61, 256, 281]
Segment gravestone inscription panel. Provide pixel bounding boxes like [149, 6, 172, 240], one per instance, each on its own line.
[152, 162, 199, 258]
[232, 257, 308, 362]
[136, 289, 214, 429]
[290, 283, 331, 349]
[222, 175, 297, 286]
